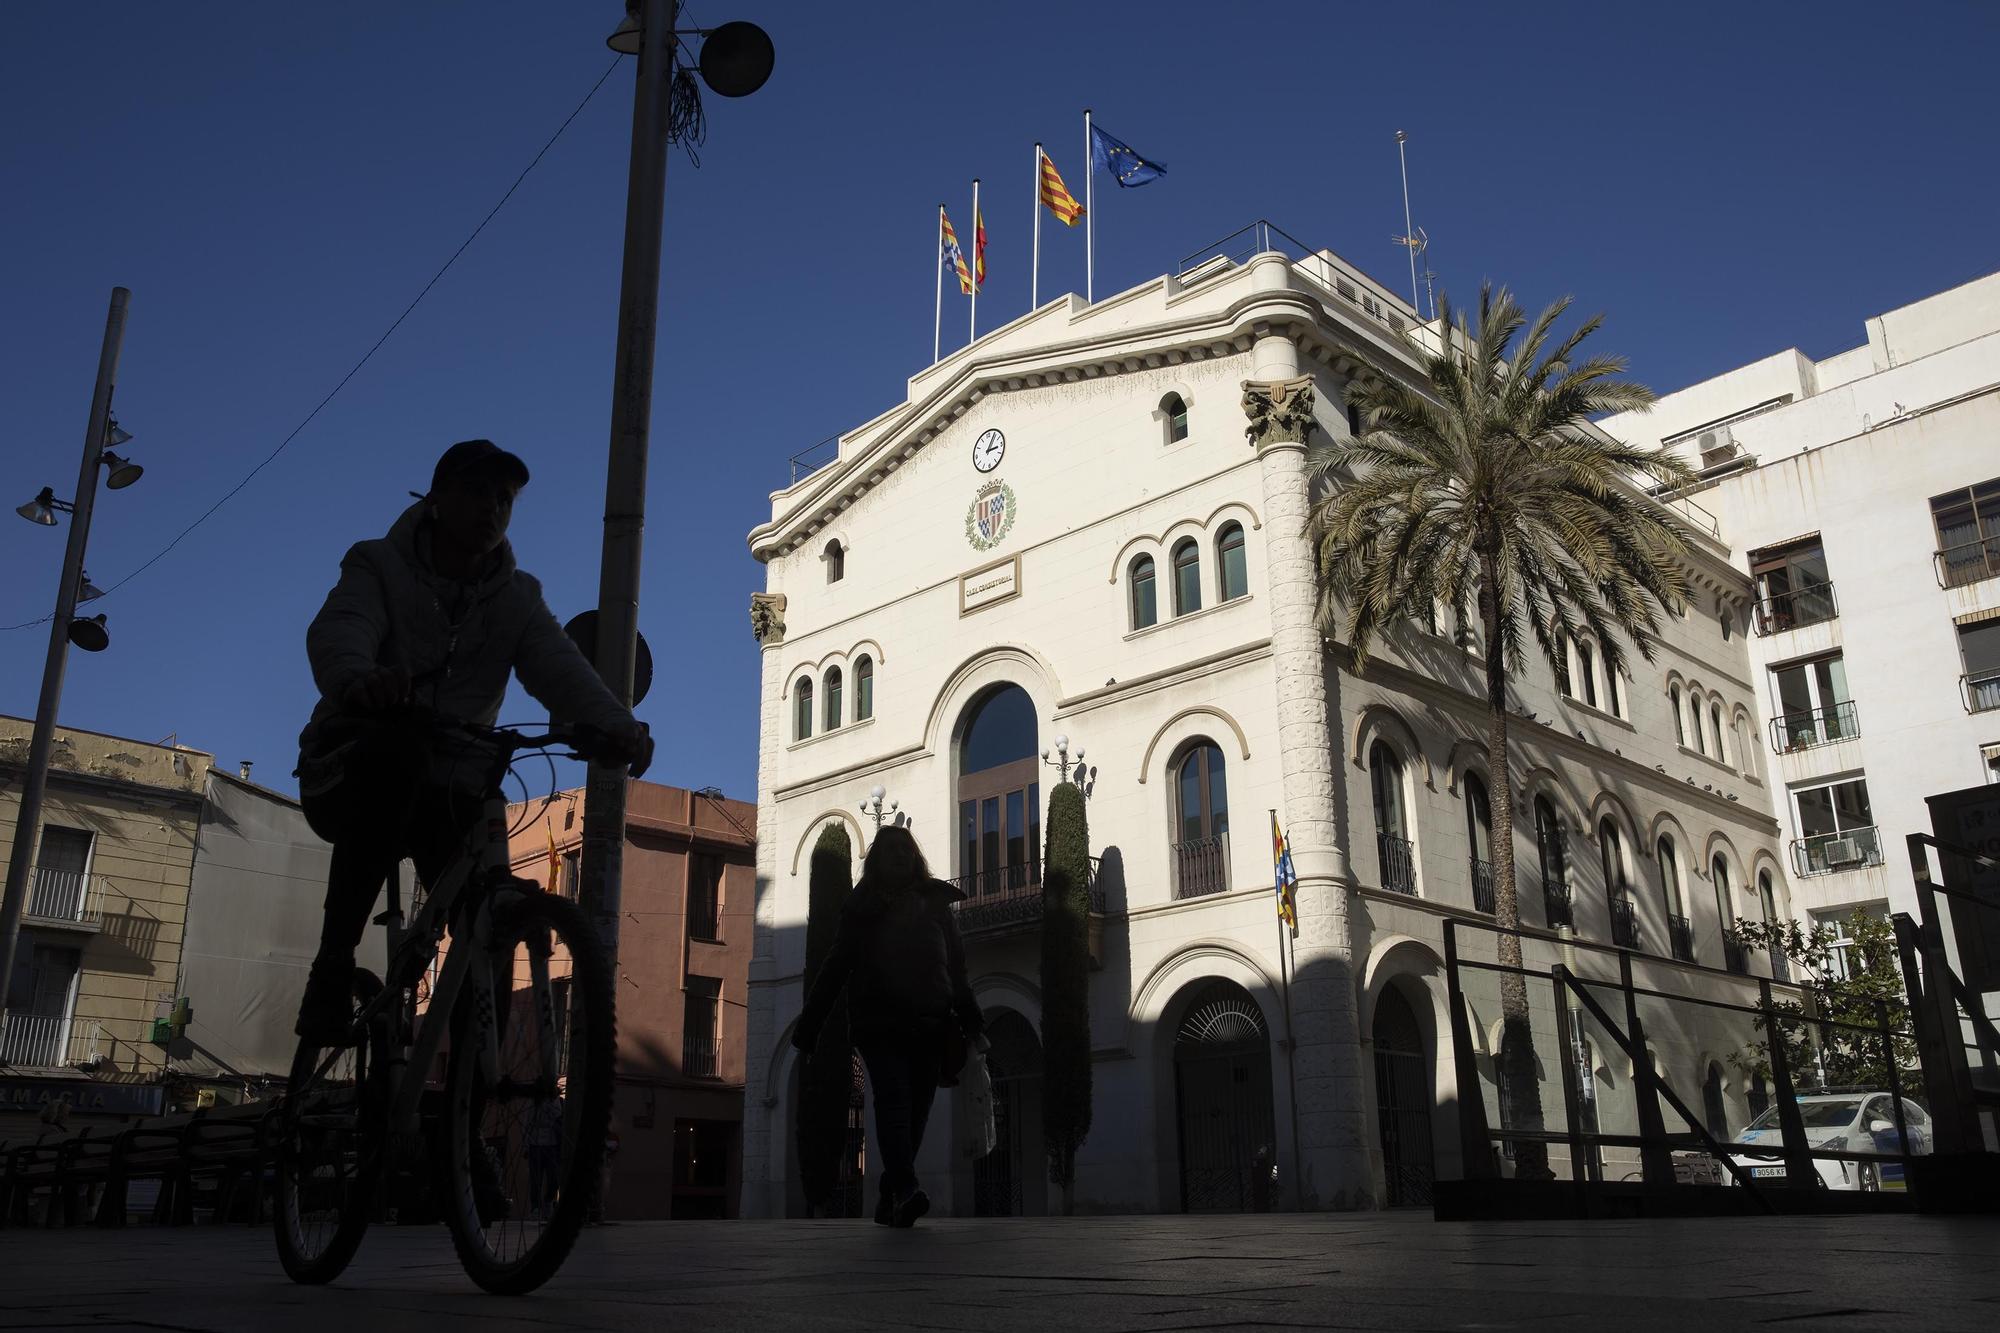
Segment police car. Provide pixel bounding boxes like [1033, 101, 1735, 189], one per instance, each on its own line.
[1727, 1090, 1931, 1190]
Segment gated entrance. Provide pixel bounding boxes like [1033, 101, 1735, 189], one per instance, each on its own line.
[1372, 985, 1436, 1207]
[1173, 980, 1276, 1212]
[972, 1011, 1043, 1216]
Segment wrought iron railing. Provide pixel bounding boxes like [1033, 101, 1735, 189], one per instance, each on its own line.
[1770, 699, 1859, 753]
[1609, 895, 1640, 950]
[24, 867, 101, 928]
[683, 1032, 718, 1079]
[1790, 825, 1885, 877]
[949, 858, 1105, 932]
[1963, 669, 2000, 714]
[1172, 836, 1229, 900]
[1934, 536, 2000, 589]
[1768, 946, 1792, 983]
[1723, 938, 1750, 976]
[1543, 881, 1573, 929]
[1376, 833, 1416, 895]
[1752, 580, 1838, 635]
[1667, 914, 1694, 963]
[0, 1012, 96, 1068]
[1469, 858, 1495, 914]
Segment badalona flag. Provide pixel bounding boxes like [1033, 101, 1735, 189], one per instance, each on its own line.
[1272, 811, 1299, 937]
[941, 208, 973, 295]
[1040, 152, 1084, 225]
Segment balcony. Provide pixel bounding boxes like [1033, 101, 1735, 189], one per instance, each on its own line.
[1935, 536, 2000, 589]
[1668, 914, 1695, 963]
[1171, 836, 1229, 901]
[1469, 858, 1495, 914]
[1771, 700, 1859, 754]
[1377, 833, 1416, 896]
[1723, 938, 1751, 976]
[1610, 896, 1641, 950]
[1753, 581, 1838, 636]
[1544, 881, 1573, 930]
[1, 1013, 101, 1068]
[950, 858, 1106, 935]
[1790, 825, 1885, 877]
[22, 867, 104, 931]
[683, 1031, 718, 1080]
[1768, 947, 1792, 983]
[1963, 669, 2000, 714]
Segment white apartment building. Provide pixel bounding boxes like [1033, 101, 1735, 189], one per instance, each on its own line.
[740, 229, 1798, 1217]
[1605, 271, 2000, 975]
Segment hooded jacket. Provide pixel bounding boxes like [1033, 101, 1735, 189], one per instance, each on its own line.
[298, 500, 630, 790]
[796, 874, 982, 1048]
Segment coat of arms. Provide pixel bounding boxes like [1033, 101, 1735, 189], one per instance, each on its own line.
[965, 480, 1016, 551]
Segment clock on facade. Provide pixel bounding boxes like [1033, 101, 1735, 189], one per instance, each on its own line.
[972, 428, 1006, 473]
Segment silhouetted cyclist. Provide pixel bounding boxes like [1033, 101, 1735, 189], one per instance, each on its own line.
[292, 439, 652, 1044]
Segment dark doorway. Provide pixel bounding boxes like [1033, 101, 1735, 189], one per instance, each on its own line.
[972, 1010, 1045, 1216]
[1173, 980, 1276, 1212]
[1372, 985, 1436, 1207]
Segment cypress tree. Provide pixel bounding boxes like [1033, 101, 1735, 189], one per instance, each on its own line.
[1040, 781, 1093, 1214]
[796, 822, 855, 1215]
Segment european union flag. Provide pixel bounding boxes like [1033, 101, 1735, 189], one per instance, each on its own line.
[1090, 124, 1166, 188]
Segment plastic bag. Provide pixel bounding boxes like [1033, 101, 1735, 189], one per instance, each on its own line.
[960, 1047, 996, 1159]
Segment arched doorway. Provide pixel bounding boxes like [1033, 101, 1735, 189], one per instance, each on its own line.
[956, 685, 1040, 898]
[971, 1010, 1046, 1216]
[1173, 980, 1277, 1212]
[1372, 985, 1436, 1207]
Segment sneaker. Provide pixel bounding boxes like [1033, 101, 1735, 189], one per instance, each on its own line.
[472, 1143, 513, 1225]
[891, 1188, 930, 1228]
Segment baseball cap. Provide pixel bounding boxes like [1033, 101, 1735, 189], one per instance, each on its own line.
[429, 439, 530, 495]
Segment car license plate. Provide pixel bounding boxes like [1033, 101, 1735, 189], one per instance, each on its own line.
[1751, 1166, 1788, 1178]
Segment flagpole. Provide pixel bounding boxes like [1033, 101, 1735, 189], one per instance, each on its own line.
[1272, 808, 1305, 1211]
[1083, 109, 1094, 303]
[969, 178, 980, 343]
[1031, 143, 1042, 311]
[934, 204, 944, 364]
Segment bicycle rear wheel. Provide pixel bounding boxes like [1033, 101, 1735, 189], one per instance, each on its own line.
[443, 890, 614, 1295]
[274, 972, 382, 1284]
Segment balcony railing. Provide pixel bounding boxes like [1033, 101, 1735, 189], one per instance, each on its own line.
[1, 1013, 100, 1068]
[1469, 858, 1495, 914]
[1609, 895, 1641, 950]
[1770, 700, 1859, 754]
[1963, 669, 2000, 714]
[1668, 914, 1695, 963]
[1376, 833, 1416, 895]
[1790, 825, 1886, 877]
[1172, 835, 1229, 900]
[1543, 881, 1573, 930]
[23, 867, 103, 930]
[683, 1031, 718, 1080]
[949, 858, 1105, 933]
[1753, 580, 1838, 636]
[1768, 946, 1792, 983]
[1935, 536, 2000, 589]
[1723, 938, 1750, 976]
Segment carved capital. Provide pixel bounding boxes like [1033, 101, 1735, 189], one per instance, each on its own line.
[749, 592, 787, 644]
[1241, 374, 1318, 450]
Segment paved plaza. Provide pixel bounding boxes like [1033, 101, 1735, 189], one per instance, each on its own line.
[2, 1212, 1996, 1331]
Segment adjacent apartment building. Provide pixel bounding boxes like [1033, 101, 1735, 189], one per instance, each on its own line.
[1604, 269, 2000, 974]
[509, 778, 756, 1218]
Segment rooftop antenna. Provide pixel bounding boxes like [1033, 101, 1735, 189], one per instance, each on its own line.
[1391, 131, 1435, 321]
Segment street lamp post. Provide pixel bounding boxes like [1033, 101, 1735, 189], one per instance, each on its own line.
[0, 288, 132, 1040]
[1041, 733, 1085, 785]
[859, 784, 898, 831]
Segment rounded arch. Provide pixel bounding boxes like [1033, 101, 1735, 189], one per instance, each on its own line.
[1137, 706, 1251, 784]
[1664, 667, 1690, 693]
[971, 970, 1043, 1028]
[1749, 848, 1787, 908]
[1349, 703, 1435, 790]
[1703, 829, 1746, 879]
[1200, 499, 1263, 534]
[786, 809, 869, 876]
[1647, 808, 1695, 853]
[1441, 737, 1487, 795]
[845, 637, 887, 667]
[921, 645, 1063, 757]
[1518, 766, 1584, 829]
[1586, 790, 1641, 845]
[1102, 503, 1265, 584]
[1130, 939, 1283, 1032]
[1106, 534, 1163, 584]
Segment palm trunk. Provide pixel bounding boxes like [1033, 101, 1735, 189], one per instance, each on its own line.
[1480, 554, 1552, 1180]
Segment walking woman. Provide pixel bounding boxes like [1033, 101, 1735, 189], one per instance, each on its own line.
[793, 827, 983, 1226]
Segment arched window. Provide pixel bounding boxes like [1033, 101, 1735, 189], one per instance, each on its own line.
[1535, 796, 1570, 927]
[1172, 539, 1201, 616]
[1688, 690, 1708, 755]
[1710, 702, 1728, 764]
[854, 655, 874, 721]
[957, 684, 1040, 897]
[1702, 1062, 1729, 1139]
[1714, 854, 1743, 972]
[823, 666, 843, 732]
[1720, 608, 1733, 641]
[1605, 660, 1622, 717]
[1464, 772, 1494, 913]
[1161, 392, 1189, 444]
[1757, 869, 1778, 924]
[1216, 523, 1247, 603]
[1671, 685, 1686, 744]
[1129, 554, 1158, 630]
[1658, 836, 1689, 960]
[824, 539, 845, 584]
[1370, 741, 1413, 894]
[1171, 740, 1229, 898]
[793, 676, 814, 741]
[1577, 642, 1599, 708]
[1602, 819, 1636, 948]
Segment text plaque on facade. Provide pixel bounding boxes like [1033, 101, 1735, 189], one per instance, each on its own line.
[959, 554, 1021, 616]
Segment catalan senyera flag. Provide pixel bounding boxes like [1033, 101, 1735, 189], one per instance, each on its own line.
[545, 819, 561, 893]
[974, 206, 987, 290]
[941, 208, 973, 295]
[1039, 152, 1085, 226]
[1272, 811, 1299, 938]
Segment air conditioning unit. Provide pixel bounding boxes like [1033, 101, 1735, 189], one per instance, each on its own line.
[1698, 424, 1739, 468]
[1824, 837, 1864, 867]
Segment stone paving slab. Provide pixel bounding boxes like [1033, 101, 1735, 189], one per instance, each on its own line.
[2, 1212, 1995, 1332]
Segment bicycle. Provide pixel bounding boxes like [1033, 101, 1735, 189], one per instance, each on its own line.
[273, 719, 626, 1294]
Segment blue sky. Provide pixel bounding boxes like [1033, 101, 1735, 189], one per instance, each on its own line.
[3, 1, 1997, 803]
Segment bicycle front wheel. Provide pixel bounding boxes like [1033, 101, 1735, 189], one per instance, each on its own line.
[443, 890, 614, 1295]
[274, 972, 382, 1285]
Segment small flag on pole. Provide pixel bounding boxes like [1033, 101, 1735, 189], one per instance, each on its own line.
[1272, 811, 1298, 937]
[1039, 152, 1085, 225]
[941, 208, 973, 295]
[974, 205, 988, 290]
[1090, 123, 1167, 188]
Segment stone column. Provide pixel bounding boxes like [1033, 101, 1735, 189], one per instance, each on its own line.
[1243, 340, 1372, 1209]
[738, 592, 787, 1217]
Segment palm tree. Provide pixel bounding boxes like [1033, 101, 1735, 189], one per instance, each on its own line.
[1307, 284, 1696, 1178]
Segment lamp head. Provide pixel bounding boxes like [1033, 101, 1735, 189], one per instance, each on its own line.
[1054, 734, 1069, 754]
[102, 453, 143, 489]
[105, 421, 133, 447]
[697, 21, 774, 97]
[605, 9, 642, 54]
[16, 487, 57, 525]
[869, 784, 886, 803]
[68, 614, 109, 652]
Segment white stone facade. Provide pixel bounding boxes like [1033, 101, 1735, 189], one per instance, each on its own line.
[742, 248, 1799, 1217]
